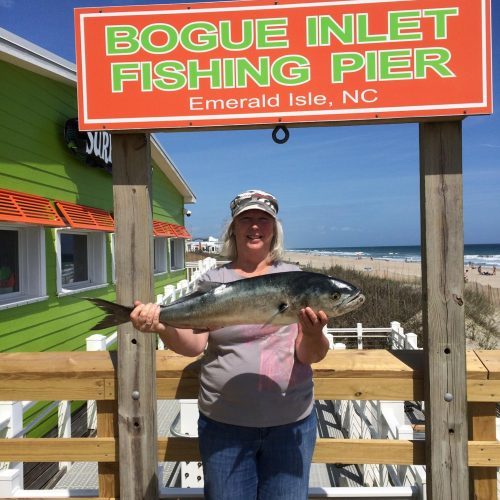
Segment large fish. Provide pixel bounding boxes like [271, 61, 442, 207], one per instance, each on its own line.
[86, 271, 364, 331]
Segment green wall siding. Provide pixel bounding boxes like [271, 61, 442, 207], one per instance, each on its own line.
[0, 60, 188, 352]
[0, 58, 190, 438]
[152, 166, 185, 224]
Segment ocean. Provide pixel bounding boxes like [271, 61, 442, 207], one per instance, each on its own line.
[289, 243, 500, 268]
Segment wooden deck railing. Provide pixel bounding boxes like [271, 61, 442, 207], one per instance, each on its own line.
[0, 349, 499, 499]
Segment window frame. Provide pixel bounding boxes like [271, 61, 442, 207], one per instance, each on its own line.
[169, 238, 185, 271]
[55, 228, 108, 296]
[154, 237, 168, 275]
[0, 223, 47, 310]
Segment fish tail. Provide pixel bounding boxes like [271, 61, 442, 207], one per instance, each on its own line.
[86, 297, 133, 330]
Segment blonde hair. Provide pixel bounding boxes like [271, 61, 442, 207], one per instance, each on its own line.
[220, 218, 285, 262]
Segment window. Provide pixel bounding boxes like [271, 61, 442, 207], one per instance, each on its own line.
[56, 229, 107, 295]
[169, 238, 185, 271]
[61, 233, 88, 285]
[0, 229, 19, 295]
[0, 225, 46, 309]
[154, 238, 167, 274]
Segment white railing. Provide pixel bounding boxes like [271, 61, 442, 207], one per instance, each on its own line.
[325, 321, 420, 351]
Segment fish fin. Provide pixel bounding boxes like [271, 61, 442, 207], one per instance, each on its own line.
[262, 303, 289, 327]
[196, 281, 224, 293]
[85, 297, 133, 330]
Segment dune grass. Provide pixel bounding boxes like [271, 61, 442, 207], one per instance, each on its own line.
[305, 263, 499, 349]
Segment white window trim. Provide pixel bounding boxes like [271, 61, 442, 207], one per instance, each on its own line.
[0, 224, 47, 310]
[110, 233, 116, 283]
[169, 238, 186, 271]
[55, 228, 108, 297]
[154, 237, 168, 275]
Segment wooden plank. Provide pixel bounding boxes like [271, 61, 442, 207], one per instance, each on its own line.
[312, 349, 423, 378]
[468, 403, 498, 499]
[313, 439, 426, 465]
[2, 437, 498, 466]
[1, 375, 496, 403]
[313, 378, 423, 400]
[420, 120, 468, 499]
[0, 351, 114, 378]
[474, 350, 500, 379]
[467, 380, 500, 402]
[468, 441, 500, 467]
[467, 351, 490, 379]
[112, 133, 158, 499]
[0, 379, 106, 400]
[0, 438, 116, 461]
[0, 349, 493, 381]
[0, 350, 497, 402]
[97, 400, 119, 498]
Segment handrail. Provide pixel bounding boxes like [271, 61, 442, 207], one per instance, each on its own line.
[0, 349, 496, 401]
[0, 349, 498, 499]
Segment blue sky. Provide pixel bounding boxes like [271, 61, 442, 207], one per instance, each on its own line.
[1, 0, 498, 249]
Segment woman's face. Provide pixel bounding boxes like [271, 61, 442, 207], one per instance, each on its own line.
[233, 209, 275, 256]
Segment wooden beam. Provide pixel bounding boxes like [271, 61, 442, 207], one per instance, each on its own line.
[469, 403, 498, 499]
[0, 350, 495, 401]
[419, 121, 468, 499]
[2, 438, 498, 466]
[97, 400, 119, 498]
[112, 133, 158, 499]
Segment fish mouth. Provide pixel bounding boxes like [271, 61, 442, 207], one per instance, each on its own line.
[332, 290, 365, 316]
[344, 291, 365, 311]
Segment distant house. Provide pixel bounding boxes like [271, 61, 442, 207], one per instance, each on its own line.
[187, 236, 222, 254]
[0, 27, 196, 420]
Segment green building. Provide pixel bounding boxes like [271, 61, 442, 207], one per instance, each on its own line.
[0, 28, 196, 443]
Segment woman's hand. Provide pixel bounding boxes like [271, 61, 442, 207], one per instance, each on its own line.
[295, 307, 330, 365]
[298, 307, 328, 337]
[130, 300, 167, 334]
[130, 301, 209, 357]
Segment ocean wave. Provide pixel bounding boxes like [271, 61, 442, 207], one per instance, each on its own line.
[289, 247, 500, 267]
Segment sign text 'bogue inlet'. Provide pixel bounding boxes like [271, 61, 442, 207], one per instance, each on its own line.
[74, 0, 492, 131]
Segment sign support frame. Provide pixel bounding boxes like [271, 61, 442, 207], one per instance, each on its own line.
[112, 133, 159, 500]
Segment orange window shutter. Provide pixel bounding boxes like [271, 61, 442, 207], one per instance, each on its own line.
[0, 188, 65, 227]
[55, 201, 115, 232]
[165, 223, 180, 237]
[153, 220, 169, 237]
[153, 221, 189, 238]
[173, 224, 191, 239]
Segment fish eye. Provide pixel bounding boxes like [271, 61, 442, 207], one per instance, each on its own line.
[332, 292, 340, 300]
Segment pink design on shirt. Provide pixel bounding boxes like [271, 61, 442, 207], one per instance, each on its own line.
[258, 324, 298, 392]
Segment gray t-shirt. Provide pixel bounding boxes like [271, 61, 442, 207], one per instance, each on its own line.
[197, 261, 314, 427]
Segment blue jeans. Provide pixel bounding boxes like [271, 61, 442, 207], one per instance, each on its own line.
[197, 411, 317, 500]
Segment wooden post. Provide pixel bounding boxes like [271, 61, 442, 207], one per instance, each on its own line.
[112, 133, 159, 499]
[419, 121, 468, 499]
[468, 402, 497, 499]
[97, 400, 119, 497]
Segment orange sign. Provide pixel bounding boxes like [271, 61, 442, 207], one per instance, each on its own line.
[74, 0, 492, 131]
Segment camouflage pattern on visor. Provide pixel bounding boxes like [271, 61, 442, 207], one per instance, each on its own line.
[230, 190, 279, 219]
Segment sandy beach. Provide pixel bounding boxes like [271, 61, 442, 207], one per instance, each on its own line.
[283, 251, 500, 290]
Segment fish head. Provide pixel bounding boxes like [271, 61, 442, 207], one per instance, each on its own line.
[306, 273, 365, 318]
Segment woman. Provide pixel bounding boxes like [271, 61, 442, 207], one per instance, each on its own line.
[130, 189, 330, 499]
